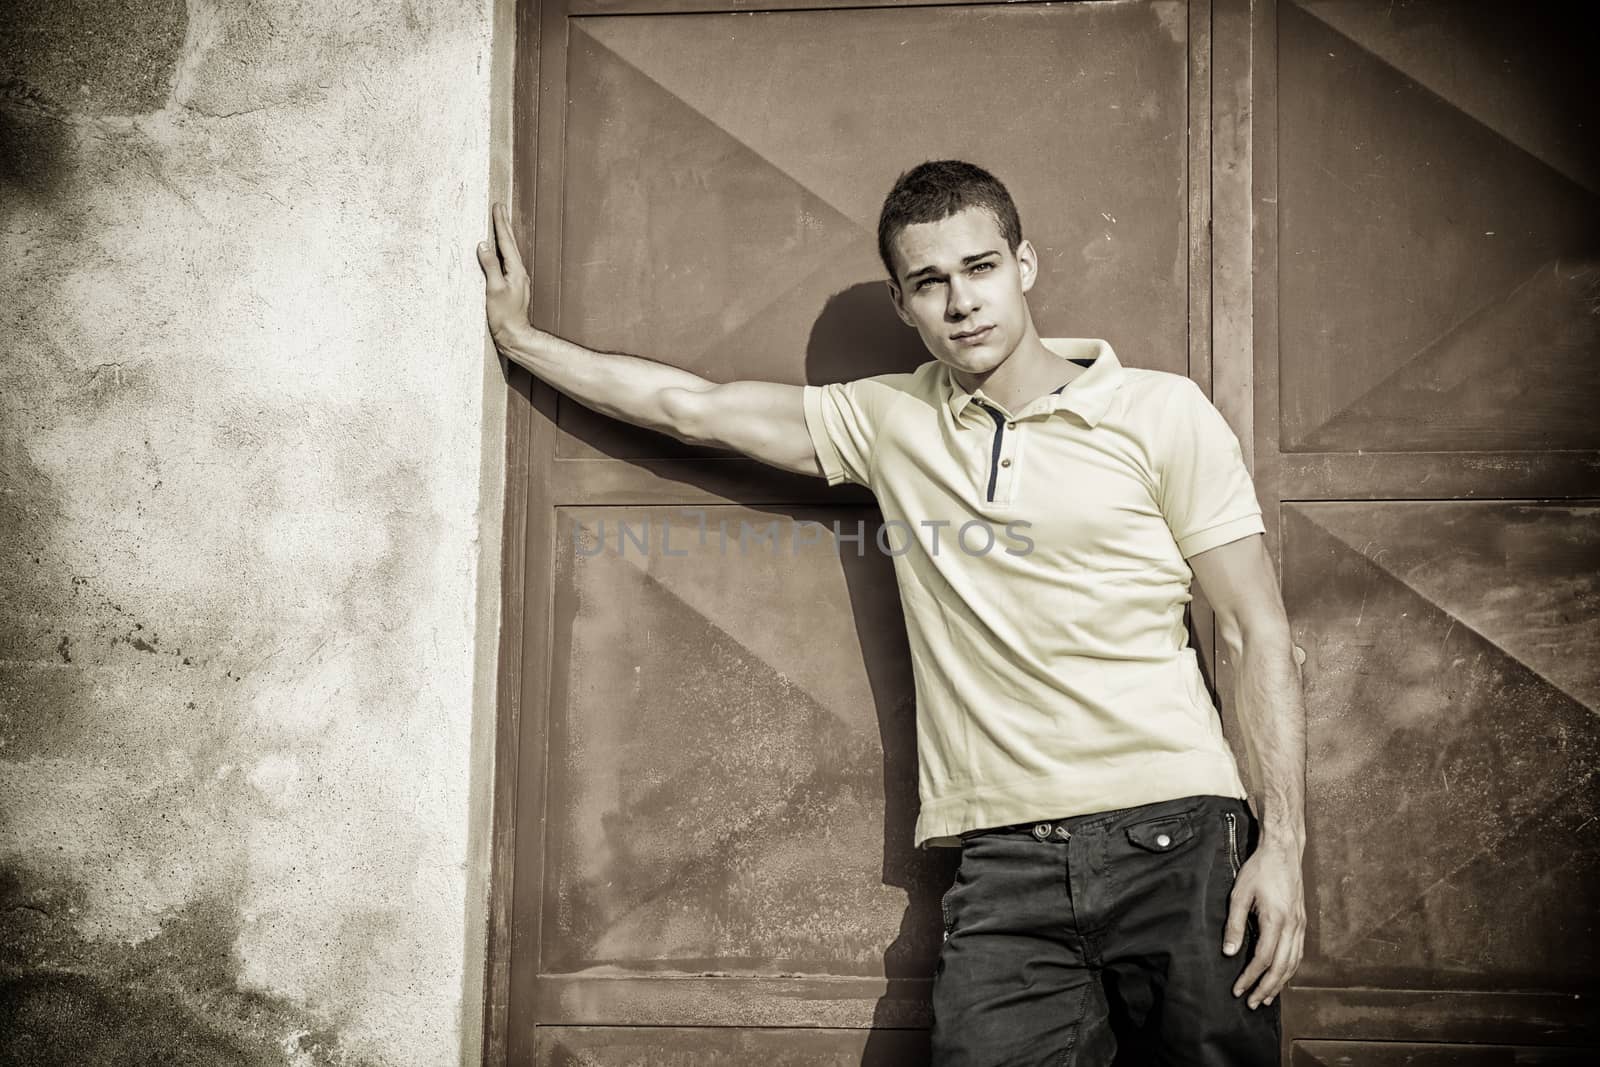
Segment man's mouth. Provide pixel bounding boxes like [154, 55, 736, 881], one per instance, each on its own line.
[952, 325, 995, 343]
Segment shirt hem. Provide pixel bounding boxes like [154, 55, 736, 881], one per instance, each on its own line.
[1177, 513, 1265, 559]
[914, 750, 1248, 849]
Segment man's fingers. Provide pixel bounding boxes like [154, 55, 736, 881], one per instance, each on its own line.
[1253, 921, 1296, 1007]
[1264, 923, 1306, 1007]
[1232, 916, 1278, 1003]
[492, 202, 526, 277]
[1222, 889, 1251, 957]
[477, 240, 503, 285]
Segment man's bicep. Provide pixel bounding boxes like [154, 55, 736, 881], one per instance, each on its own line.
[667, 379, 827, 478]
[673, 375, 892, 485]
[1187, 532, 1286, 648]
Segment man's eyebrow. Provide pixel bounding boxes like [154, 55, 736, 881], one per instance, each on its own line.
[903, 249, 1002, 282]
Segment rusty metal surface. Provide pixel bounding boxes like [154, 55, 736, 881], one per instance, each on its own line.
[536, 1025, 928, 1064]
[1291, 1042, 1597, 1066]
[499, 0, 1218, 1059]
[543, 505, 943, 976]
[1271, 0, 1600, 1001]
[499, 0, 1600, 1060]
[1258, 2, 1600, 1057]
[1277, 0, 1600, 454]
[552, 1, 1191, 459]
[1284, 501, 1599, 990]
[1280, 987, 1596, 1049]
[505, 7, 1204, 1053]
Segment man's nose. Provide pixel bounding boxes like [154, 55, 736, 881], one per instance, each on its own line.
[946, 277, 980, 319]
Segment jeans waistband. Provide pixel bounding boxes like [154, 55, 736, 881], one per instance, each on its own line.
[957, 794, 1230, 842]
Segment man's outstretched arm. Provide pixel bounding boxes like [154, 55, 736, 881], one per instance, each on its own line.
[1187, 532, 1307, 1011]
[476, 202, 824, 478]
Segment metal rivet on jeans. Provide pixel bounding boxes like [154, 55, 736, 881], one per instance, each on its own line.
[1033, 823, 1051, 840]
[1156, 833, 1172, 848]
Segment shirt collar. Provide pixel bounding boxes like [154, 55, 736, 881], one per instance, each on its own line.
[944, 337, 1126, 427]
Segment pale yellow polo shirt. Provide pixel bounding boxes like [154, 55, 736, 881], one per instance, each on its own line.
[801, 337, 1263, 848]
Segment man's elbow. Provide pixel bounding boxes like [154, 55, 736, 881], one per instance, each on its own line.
[659, 385, 710, 444]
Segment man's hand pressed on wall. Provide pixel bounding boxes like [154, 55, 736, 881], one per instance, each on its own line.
[477, 201, 533, 351]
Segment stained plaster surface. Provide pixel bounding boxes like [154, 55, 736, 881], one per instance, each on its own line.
[1, 1, 503, 1063]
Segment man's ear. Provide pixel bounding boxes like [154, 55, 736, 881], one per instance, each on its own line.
[887, 279, 913, 327]
[1017, 239, 1039, 293]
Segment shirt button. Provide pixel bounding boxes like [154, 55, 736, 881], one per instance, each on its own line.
[1156, 833, 1172, 848]
[1000, 458, 1012, 468]
[1006, 421, 1016, 430]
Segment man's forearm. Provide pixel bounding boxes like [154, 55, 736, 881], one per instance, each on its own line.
[497, 325, 713, 438]
[1229, 621, 1307, 855]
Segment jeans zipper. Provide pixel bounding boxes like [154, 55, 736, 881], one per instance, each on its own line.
[1224, 811, 1241, 876]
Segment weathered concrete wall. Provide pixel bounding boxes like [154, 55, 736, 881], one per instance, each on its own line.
[1, 1, 507, 1064]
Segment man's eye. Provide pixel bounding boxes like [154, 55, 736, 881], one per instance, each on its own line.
[971, 262, 994, 274]
[916, 278, 940, 290]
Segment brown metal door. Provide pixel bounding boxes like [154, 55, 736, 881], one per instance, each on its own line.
[487, 1, 1219, 1062]
[1252, 0, 1600, 1060]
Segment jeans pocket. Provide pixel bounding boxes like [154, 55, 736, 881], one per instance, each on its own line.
[1123, 811, 1196, 854]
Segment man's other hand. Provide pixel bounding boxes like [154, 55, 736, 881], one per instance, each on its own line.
[1223, 837, 1305, 1009]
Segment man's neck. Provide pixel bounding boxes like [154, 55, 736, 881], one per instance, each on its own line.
[953, 328, 1084, 413]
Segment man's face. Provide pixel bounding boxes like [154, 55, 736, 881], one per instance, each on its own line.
[886, 205, 1038, 375]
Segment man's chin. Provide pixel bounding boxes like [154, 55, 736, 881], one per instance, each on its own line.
[936, 345, 1008, 375]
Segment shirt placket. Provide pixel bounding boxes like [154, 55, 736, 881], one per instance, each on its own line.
[971, 399, 1023, 508]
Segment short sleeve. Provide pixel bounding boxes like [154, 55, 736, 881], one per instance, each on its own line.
[802, 375, 908, 489]
[1156, 377, 1266, 558]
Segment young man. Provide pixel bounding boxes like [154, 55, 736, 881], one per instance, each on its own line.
[478, 160, 1306, 1065]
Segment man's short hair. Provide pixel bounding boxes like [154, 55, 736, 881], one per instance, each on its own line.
[877, 160, 1024, 283]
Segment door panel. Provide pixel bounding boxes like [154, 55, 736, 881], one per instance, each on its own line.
[499, 1, 1208, 1062]
[537, 1026, 929, 1064]
[1256, 0, 1600, 1056]
[544, 504, 921, 977]
[1278, 0, 1600, 454]
[1292, 1043, 1599, 1067]
[554, 2, 1195, 461]
[1283, 501, 1598, 989]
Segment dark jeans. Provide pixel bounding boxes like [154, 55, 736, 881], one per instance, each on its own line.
[931, 794, 1281, 1066]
